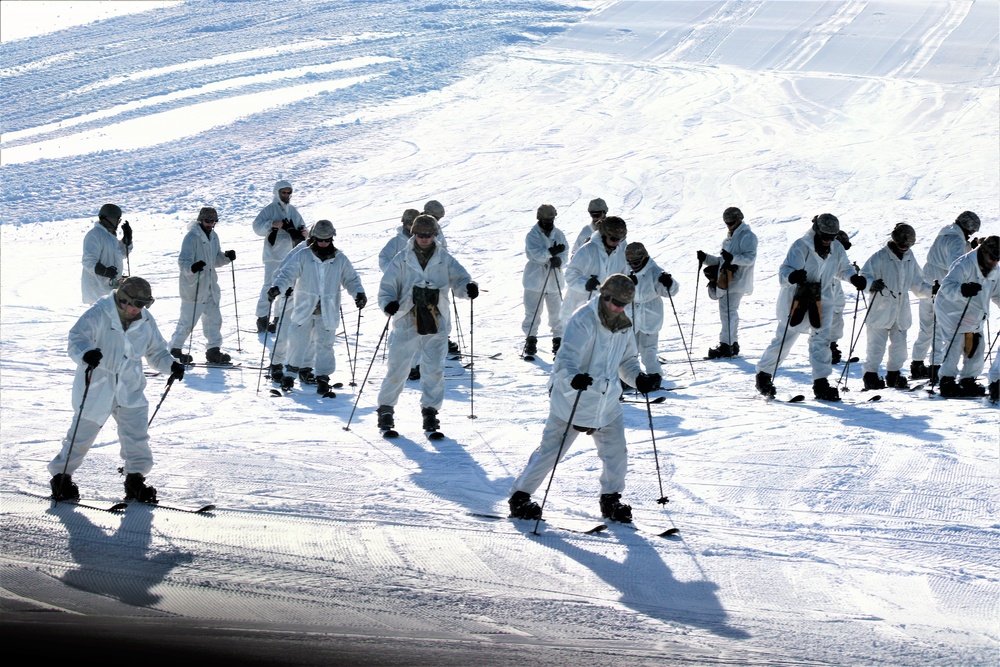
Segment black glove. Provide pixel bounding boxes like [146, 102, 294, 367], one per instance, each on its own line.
[121, 221, 133, 246]
[95, 262, 118, 279]
[170, 362, 185, 380]
[281, 218, 294, 231]
[570, 373, 593, 391]
[289, 226, 306, 246]
[284, 286, 294, 297]
[549, 243, 566, 256]
[932, 280, 940, 296]
[971, 237, 982, 249]
[549, 256, 562, 269]
[385, 300, 400, 316]
[224, 249, 236, 261]
[82, 349, 102, 369]
[629, 273, 638, 285]
[191, 260, 206, 273]
[835, 230, 852, 250]
[721, 249, 733, 264]
[960, 282, 982, 298]
[585, 275, 600, 292]
[635, 372, 662, 394]
[267, 286, 281, 302]
[696, 250, 707, 263]
[466, 283, 479, 299]
[850, 274, 867, 291]
[267, 228, 278, 245]
[355, 293, 367, 309]
[788, 269, 807, 285]
[658, 272, 673, 289]
[870, 278, 886, 294]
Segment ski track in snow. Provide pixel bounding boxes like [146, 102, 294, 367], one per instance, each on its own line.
[1, 1, 998, 664]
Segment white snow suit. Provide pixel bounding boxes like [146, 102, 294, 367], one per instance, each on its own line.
[49, 295, 176, 477]
[169, 222, 233, 352]
[511, 298, 643, 497]
[378, 226, 447, 272]
[912, 223, 973, 363]
[756, 230, 855, 380]
[703, 221, 757, 346]
[860, 245, 932, 374]
[271, 243, 365, 377]
[933, 249, 1000, 379]
[252, 180, 306, 318]
[627, 257, 678, 375]
[81, 222, 131, 304]
[522, 224, 568, 338]
[572, 222, 598, 256]
[377, 239, 473, 412]
[562, 238, 627, 329]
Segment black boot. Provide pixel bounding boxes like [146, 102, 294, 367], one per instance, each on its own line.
[813, 378, 841, 402]
[929, 365, 940, 384]
[552, 337, 562, 355]
[884, 370, 908, 389]
[170, 348, 194, 365]
[298, 367, 316, 385]
[206, 347, 231, 364]
[421, 407, 440, 432]
[938, 376, 960, 397]
[408, 365, 421, 381]
[123, 473, 157, 503]
[448, 339, 460, 355]
[755, 371, 776, 397]
[268, 317, 278, 333]
[280, 368, 295, 391]
[377, 405, 395, 431]
[316, 375, 332, 395]
[524, 336, 537, 356]
[958, 377, 986, 397]
[268, 364, 284, 382]
[731, 342, 740, 356]
[707, 342, 733, 359]
[830, 342, 842, 365]
[50, 473, 80, 501]
[863, 372, 885, 390]
[508, 491, 542, 520]
[256, 316, 269, 333]
[910, 360, 930, 379]
[989, 380, 999, 403]
[599, 493, 632, 523]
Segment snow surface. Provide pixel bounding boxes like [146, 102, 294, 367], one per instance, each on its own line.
[1, 1, 997, 664]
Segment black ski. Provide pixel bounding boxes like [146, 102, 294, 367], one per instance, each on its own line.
[128, 500, 216, 514]
[469, 512, 607, 535]
[521, 355, 536, 362]
[608, 519, 680, 537]
[20, 490, 128, 513]
[426, 430, 445, 441]
[382, 429, 399, 439]
[185, 362, 243, 369]
[762, 394, 806, 403]
[449, 352, 502, 361]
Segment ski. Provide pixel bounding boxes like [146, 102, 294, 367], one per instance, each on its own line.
[608, 520, 680, 537]
[448, 352, 502, 361]
[382, 429, 399, 439]
[20, 490, 127, 513]
[143, 371, 162, 378]
[521, 355, 536, 362]
[764, 394, 806, 403]
[621, 395, 669, 404]
[184, 362, 243, 369]
[128, 500, 216, 514]
[426, 430, 445, 441]
[469, 512, 607, 535]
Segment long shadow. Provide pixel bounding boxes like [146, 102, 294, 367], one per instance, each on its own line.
[533, 526, 751, 640]
[51, 504, 194, 608]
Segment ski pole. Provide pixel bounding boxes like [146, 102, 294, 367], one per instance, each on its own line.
[938, 296, 974, 383]
[770, 299, 796, 385]
[836, 286, 863, 389]
[266, 287, 294, 377]
[469, 297, 476, 420]
[56, 366, 94, 501]
[339, 306, 355, 381]
[185, 272, 202, 361]
[533, 388, 584, 536]
[725, 288, 732, 354]
[148, 371, 180, 427]
[255, 298, 274, 395]
[665, 289, 696, 379]
[929, 292, 938, 389]
[838, 290, 879, 390]
[645, 392, 669, 505]
[351, 306, 361, 387]
[522, 266, 553, 358]
[230, 261, 242, 353]
[691, 256, 704, 347]
[343, 315, 392, 431]
[451, 289, 465, 354]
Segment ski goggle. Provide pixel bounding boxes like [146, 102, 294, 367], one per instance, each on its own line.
[590, 211, 605, 219]
[603, 295, 629, 308]
[604, 235, 622, 244]
[817, 232, 837, 242]
[414, 232, 435, 239]
[118, 294, 155, 309]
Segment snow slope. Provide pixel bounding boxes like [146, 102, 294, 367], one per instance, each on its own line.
[1, 1, 997, 664]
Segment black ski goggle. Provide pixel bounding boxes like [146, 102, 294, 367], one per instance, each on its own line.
[817, 232, 837, 242]
[603, 295, 629, 308]
[590, 211, 605, 219]
[118, 294, 154, 309]
[414, 232, 435, 239]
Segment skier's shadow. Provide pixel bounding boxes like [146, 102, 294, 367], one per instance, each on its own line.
[536, 527, 751, 640]
[50, 504, 194, 608]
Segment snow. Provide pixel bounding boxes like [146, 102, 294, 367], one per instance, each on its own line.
[1, 1, 997, 664]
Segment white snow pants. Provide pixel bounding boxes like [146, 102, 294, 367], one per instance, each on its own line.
[256, 260, 283, 318]
[863, 325, 908, 374]
[911, 297, 935, 363]
[377, 316, 448, 410]
[287, 314, 337, 376]
[717, 291, 743, 346]
[988, 351, 1000, 383]
[756, 316, 833, 380]
[511, 411, 628, 497]
[48, 401, 153, 477]
[522, 288, 563, 338]
[170, 296, 223, 351]
[933, 330, 985, 380]
[634, 331, 662, 375]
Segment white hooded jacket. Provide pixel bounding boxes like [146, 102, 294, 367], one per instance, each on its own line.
[177, 222, 231, 303]
[272, 243, 365, 332]
[81, 222, 131, 304]
[378, 238, 473, 335]
[68, 295, 176, 423]
[860, 245, 932, 330]
[563, 238, 627, 322]
[923, 223, 973, 282]
[935, 249, 1000, 336]
[704, 221, 757, 296]
[522, 224, 568, 294]
[776, 230, 854, 325]
[252, 180, 306, 264]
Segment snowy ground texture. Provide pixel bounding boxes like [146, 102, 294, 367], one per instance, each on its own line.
[1, 1, 998, 664]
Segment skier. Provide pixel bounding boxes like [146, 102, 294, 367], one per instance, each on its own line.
[910, 211, 980, 380]
[522, 204, 568, 356]
[827, 229, 856, 365]
[49, 277, 184, 503]
[562, 215, 628, 331]
[267, 220, 366, 395]
[375, 214, 477, 435]
[571, 197, 608, 256]
[932, 236, 1000, 397]
[168, 207, 236, 365]
[755, 214, 866, 401]
[625, 242, 677, 377]
[422, 199, 460, 356]
[507, 274, 661, 523]
[696, 206, 757, 358]
[81, 203, 133, 304]
[252, 180, 306, 333]
[858, 223, 933, 389]
[378, 209, 421, 272]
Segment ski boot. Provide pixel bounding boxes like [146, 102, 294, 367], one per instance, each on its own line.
[280, 375, 295, 392]
[268, 317, 278, 333]
[508, 491, 542, 520]
[959, 377, 986, 397]
[862, 372, 885, 390]
[755, 371, 776, 398]
[377, 405, 395, 431]
[448, 339, 460, 355]
[884, 370, 908, 389]
[170, 348, 194, 365]
[50, 473, 80, 501]
[830, 342, 843, 365]
[408, 365, 421, 381]
[524, 336, 538, 356]
[316, 375, 333, 396]
[599, 493, 633, 523]
[552, 337, 562, 355]
[421, 406, 440, 432]
[928, 365, 940, 384]
[910, 360, 930, 379]
[707, 342, 733, 359]
[938, 376, 960, 397]
[268, 364, 284, 382]
[813, 378, 841, 402]
[123, 473, 157, 503]
[731, 342, 740, 356]
[256, 316, 269, 333]
[989, 380, 999, 403]
[298, 367, 317, 385]
[206, 347, 231, 364]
